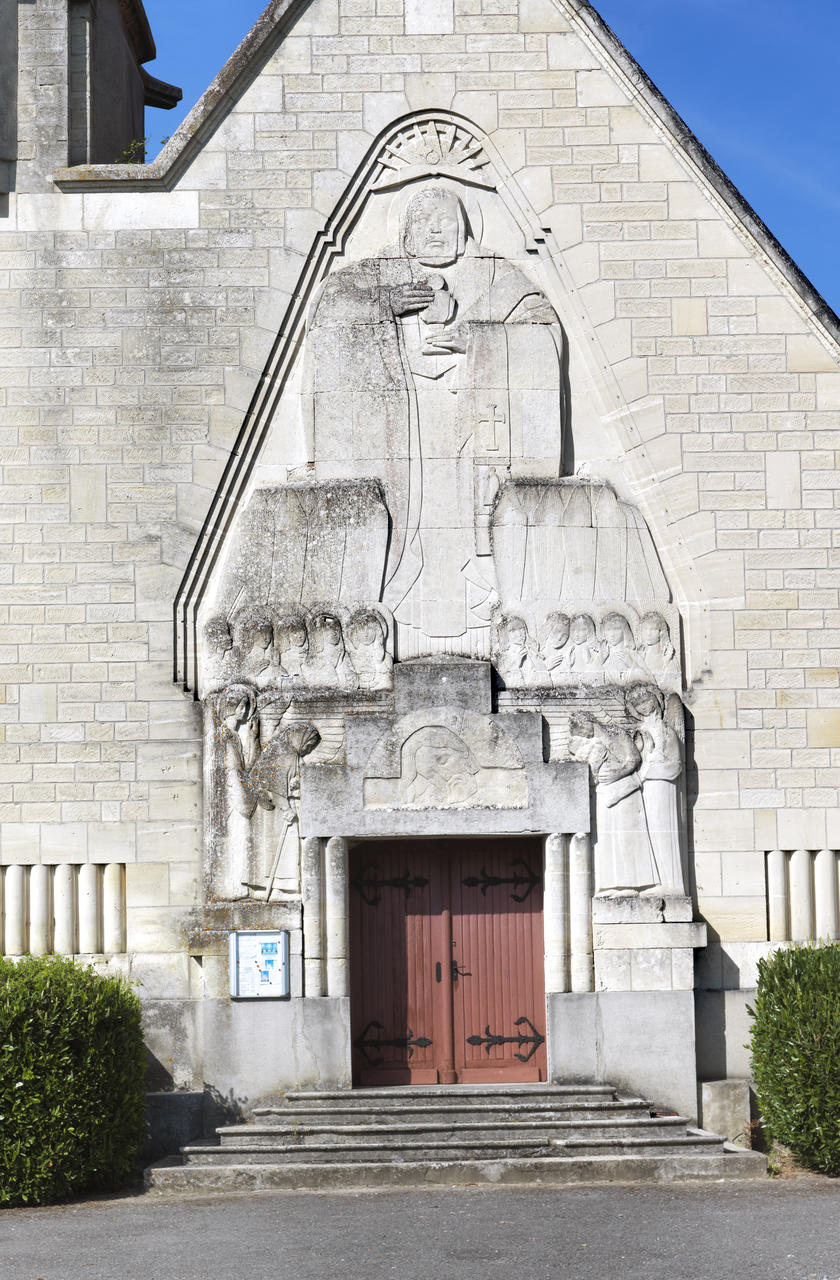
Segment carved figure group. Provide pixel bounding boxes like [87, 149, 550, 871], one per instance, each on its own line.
[493, 608, 679, 689]
[203, 603, 393, 693]
[210, 681, 321, 900]
[568, 684, 685, 895]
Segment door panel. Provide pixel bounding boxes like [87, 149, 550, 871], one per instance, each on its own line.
[349, 839, 546, 1085]
[349, 843, 442, 1083]
[451, 842, 546, 1082]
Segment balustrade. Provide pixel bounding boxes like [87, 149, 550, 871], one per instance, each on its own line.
[0, 864, 127, 957]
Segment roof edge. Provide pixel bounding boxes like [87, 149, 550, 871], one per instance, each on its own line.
[118, 0, 157, 65]
[53, 0, 840, 352]
[54, 0, 301, 192]
[564, 0, 840, 348]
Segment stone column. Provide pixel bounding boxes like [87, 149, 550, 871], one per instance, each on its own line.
[814, 849, 838, 941]
[766, 848, 788, 942]
[103, 864, 126, 954]
[53, 864, 76, 956]
[789, 848, 814, 942]
[29, 864, 51, 956]
[78, 863, 100, 953]
[325, 837, 349, 998]
[569, 832, 594, 993]
[301, 836, 324, 997]
[4, 865, 27, 956]
[544, 834, 569, 993]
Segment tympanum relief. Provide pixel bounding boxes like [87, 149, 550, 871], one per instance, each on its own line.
[197, 114, 689, 906]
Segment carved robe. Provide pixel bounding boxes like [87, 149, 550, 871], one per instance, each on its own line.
[303, 242, 566, 648]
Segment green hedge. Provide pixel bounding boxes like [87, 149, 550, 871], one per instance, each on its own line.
[0, 956, 147, 1206]
[749, 941, 840, 1175]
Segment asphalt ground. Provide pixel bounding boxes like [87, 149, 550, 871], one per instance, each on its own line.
[2, 1179, 839, 1280]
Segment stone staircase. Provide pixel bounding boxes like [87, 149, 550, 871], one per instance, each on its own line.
[147, 1084, 766, 1191]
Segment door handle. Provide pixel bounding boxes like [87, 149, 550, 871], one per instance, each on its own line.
[452, 960, 471, 982]
[435, 962, 442, 983]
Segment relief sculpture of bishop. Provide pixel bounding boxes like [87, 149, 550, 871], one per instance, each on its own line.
[303, 183, 566, 655]
[202, 125, 690, 908]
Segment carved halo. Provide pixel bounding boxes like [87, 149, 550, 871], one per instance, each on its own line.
[372, 118, 495, 192]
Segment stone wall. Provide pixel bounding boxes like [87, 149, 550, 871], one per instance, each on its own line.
[2, 0, 840, 1095]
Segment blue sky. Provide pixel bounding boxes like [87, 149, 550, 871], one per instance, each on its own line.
[143, 0, 840, 314]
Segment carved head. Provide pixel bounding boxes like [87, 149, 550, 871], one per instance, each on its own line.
[568, 712, 595, 741]
[234, 608, 274, 652]
[640, 611, 670, 648]
[348, 608, 386, 650]
[570, 614, 596, 645]
[541, 612, 570, 648]
[403, 726, 479, 805]
[497, 613, 528, 650]
[275, 613, 308, 653]
[625, 683, 665, 720]
[402, 186, 469, 266]
[602, 612, 634, 649]
[223, 682, 256, 727]
[310, 610, 343, 651]
[204, 614, 233, 655]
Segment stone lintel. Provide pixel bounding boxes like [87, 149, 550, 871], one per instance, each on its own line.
[300, 759, 590, 839]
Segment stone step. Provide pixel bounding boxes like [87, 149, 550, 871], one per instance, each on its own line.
[148, 1146, 767, 1193]
[215, 1116, 689, 1148]
[252, 1099, 651, 1126]
[185, 1131, 724, 1165]
[274, 1084, 618, 1109]
[146, 1082, 767, 1192]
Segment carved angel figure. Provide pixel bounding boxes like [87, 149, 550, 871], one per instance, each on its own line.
[568, 711, 658, 893]
[494, 614, 548, 687]
[203, 614, 237, 689]
[234, 607, 275, 687]
[637, 612, 680, 684]
[346, 608, 392, 690]
[566, 614, 603, 677]
[304, 611, 358, 688]
[600, 611, 647, 686]
[539, 611, 571, 684]
[212, 681, 261, 899]
[275, 611, 309, 682]
[625, 683, 685, 894]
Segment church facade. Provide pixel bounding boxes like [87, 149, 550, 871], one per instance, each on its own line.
[2, 0, 840, 1125]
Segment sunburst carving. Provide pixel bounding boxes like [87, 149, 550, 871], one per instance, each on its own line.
[372, 118, 495, 191]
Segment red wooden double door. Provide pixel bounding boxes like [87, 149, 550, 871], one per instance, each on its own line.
[349, 838, 547, 1085]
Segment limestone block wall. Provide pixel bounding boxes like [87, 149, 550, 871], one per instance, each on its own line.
[1, 0, 840, 1089]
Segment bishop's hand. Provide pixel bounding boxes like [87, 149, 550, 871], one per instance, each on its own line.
[390, 283, 436, 316]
